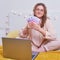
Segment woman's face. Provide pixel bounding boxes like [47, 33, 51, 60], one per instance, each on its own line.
[34, 5, 44, 18]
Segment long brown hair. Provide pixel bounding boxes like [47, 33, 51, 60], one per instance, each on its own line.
[33, 3, 47, 27]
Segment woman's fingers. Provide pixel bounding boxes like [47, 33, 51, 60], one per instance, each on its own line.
[28, 21, 40, 31]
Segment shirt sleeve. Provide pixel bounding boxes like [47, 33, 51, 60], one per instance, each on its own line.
[44, 19, 56, 40]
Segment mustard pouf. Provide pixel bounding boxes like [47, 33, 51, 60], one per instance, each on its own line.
[35, 51, 60, 60]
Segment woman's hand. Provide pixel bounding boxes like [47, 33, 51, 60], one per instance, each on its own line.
[28, 21, 40, 31]
[28, 21, 46, 36]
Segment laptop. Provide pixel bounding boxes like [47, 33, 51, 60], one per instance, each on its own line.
[2, 37, 38, 60]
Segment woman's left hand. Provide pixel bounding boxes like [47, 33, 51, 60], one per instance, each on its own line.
[28, 21, 41, 31]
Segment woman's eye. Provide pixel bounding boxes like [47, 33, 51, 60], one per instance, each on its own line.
[36, 9, 44, 12]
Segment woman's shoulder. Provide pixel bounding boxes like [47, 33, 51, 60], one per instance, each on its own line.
[45, 17, 52, 24]
[44, 17, 53, 28]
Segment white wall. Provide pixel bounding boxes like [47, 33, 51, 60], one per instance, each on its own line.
[0, 0, 60, 45]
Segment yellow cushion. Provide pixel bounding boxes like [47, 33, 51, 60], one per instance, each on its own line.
[35, 51, 60, 60]
[6, 30, 19, 38]
[0, 45, 2, 49]
[0, 46, 3, 54]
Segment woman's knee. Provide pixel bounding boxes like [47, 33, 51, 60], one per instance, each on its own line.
[43, 40, 60, 51]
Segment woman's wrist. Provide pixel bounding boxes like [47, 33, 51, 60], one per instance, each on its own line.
[38, 27, 46, 36]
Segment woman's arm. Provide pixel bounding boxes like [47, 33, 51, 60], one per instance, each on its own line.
[28, 21, 46, 36]
[43, 19, 56, 40]
[36, 19, 56, 40]
[19, 25, 29, 38]
[28, 19, 56, 40]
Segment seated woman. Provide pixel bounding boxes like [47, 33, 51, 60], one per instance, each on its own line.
[19, 3, 60, 52]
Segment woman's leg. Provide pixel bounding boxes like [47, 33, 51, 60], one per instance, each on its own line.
[43, 40, 60, 51]
[37, 46, 47, 52]
[32, 43, 47, 52]
[37, 40, 60, 52]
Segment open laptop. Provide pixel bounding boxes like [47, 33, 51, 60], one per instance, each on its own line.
[2, 37, 38, 60]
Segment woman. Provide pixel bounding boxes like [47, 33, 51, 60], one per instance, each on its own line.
[19, 3, 60, 52]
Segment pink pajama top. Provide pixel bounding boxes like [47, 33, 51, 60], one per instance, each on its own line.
[20, 19, 59, 52]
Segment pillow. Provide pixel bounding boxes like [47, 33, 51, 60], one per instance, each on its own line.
[35, 51, 60, 60]
[6, 30, 19, 38]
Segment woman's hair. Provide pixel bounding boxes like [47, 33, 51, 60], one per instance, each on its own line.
[33, 3, 47, 27]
